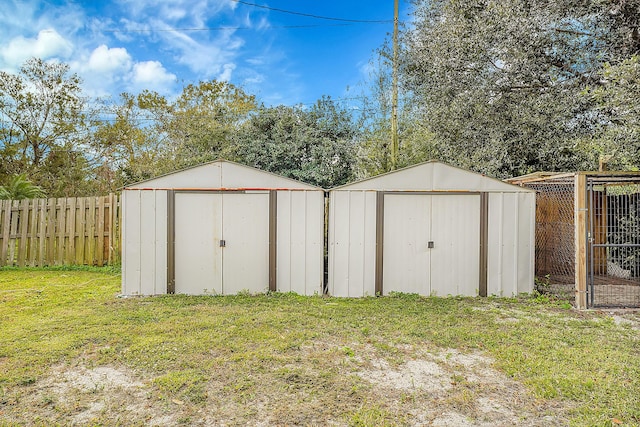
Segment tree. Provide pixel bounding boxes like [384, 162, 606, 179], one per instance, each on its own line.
[0, 58, 89, 194]
[90, 82, 257, 189]
[90, 91, 174, 190]
[168, 81, 257, 168]
[229, 97, 357, 188]
[356, 54, 439, 178]
[400, 0, 640, 177]
[583, 55, 640, 169]
[0, 174, 45, 200]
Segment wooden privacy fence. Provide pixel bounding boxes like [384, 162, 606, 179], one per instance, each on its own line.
[0, 194, 120, 267]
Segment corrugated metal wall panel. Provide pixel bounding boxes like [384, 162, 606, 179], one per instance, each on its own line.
[487, 193, 506, 296]
[139, 190, 157, 295]
[122, 190, 140, 295]
[276, 191, 293, 292]
[153, 191, 168, 295]
[328, 191, 377, 297]
[347, 191, 366, 295]
[362, 192, 377, 294]
[487, 193, 535, 296]
[303, 191, 325, 295]
[488, 193, 516, 296]
[276, 191, 324, 295]
[288, 191, 309, 294]
[517, 192, 536, 294]
[122, 190, 168, 296]
[328, 191, 347, 296]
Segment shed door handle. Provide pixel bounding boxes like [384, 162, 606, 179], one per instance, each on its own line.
[219, 240, 226, 247]
[428, 241, 434, 248]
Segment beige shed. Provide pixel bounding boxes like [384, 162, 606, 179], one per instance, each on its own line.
[122, 160, 324, 296]
[328, 161, 536, 297]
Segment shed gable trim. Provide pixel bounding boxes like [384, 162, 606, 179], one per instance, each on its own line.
[331, 161, 533, 193]
[124, 159, 323, 190]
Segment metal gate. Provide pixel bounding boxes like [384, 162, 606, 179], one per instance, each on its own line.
[587, 177, 640, 308]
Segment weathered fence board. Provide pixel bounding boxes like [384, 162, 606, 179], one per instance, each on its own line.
[0, 194, 120, 267]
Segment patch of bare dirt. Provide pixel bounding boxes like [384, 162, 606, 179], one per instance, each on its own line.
[355, 347, 568, 426]
[610, 313, 640, 330]
[3, 365, 177, 426]
[1, 346, 571, 426]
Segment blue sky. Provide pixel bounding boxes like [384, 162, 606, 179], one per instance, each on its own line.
[0, 0, 407, 106]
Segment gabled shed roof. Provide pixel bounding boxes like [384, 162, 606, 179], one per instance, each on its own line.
[124, 159, 322, 190]
[332, 161, 533, 193]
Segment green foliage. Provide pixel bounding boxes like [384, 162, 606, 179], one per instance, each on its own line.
[356, 60, 442, 178]
[583, 55, 640, 169]
[0, 174, 45, 199]
[90, 91, 175, 189]
[229, 96, 357, 188]
[356, 55, 440, 177]
[169, 80, 258, 169]
[90, 82, 257, 188]
[0, 58, 91, 196]
[385, 0, 640, 178]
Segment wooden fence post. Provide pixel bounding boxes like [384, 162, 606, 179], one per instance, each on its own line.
[37, 198, 46, 266]
[9, 200, 19, 264]
[0, 200, 11, 266]
[66, 197, 76, 265]
[575, 173, 588, 309]
[29, 199, 38, 266]
[97, 196, 105, 266]
[18, 199, 29, 267]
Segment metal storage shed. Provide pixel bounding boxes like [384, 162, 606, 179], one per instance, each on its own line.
[122, 160, 324, 296]
[328, 161, 536, 297]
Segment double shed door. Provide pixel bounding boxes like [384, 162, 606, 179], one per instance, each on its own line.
[174, 192, 270, 295]
[383, 193, 481, 296]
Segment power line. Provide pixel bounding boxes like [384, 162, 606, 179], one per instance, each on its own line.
[101, 23, 371, 33]
[230, 0, 392, 23]
[100, 2, 393, 33]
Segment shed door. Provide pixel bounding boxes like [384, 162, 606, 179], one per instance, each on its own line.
[383, 194, 432, 294]
[174, 192, 269, 294]
[383, 194, 480, 296]
[430, 194, 480, 296]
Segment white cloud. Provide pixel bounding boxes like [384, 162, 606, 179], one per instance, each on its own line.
[1, 29, 73, 68]
[88, 45, 132, 73]
[218, 63, 235, 82]
[0, 0, 273, 99]
[132, 60, 176, 85]
[115, 0, 233, 30]
[71, 46, 174, 97]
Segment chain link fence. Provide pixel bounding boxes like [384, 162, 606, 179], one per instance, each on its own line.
[516, 174, 640, 307]
[526, 178, 576, 300]
[588, 179, 640, 308]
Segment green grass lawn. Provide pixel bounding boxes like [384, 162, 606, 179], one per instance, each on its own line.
[0, 268, 639, 426]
